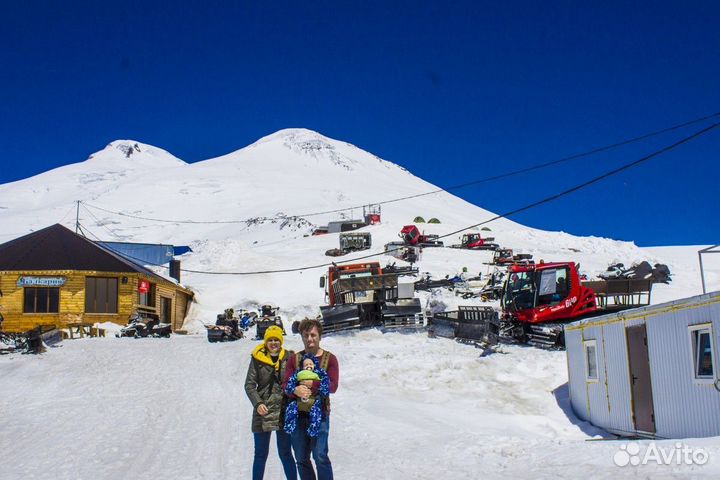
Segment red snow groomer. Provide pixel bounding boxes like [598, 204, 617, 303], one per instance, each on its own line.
[449, 233, 499, 251]
[497, 261, 653, 348]
[399, 225, 444, 247]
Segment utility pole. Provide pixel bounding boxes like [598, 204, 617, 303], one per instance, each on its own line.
[75, 200, 80, 234]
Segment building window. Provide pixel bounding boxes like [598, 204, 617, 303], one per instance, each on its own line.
[689, 324, 715, 380]
[139, 282, 156, 308]
[23, 287, 60, 313]
[85, 277, 118, 314]
[584, 339, 598, 381]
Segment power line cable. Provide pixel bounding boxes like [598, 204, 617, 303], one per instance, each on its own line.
[77, 222, 102, 242]
[76, 222, 90, 239]
[436, 121, 720, 240]
[56, 204, 77, 225]
[82, 111, 720, 225]
[298, 111, 720, 215]
[130, 121, 719, 275]
[83, 202, 258, 224]
[81, 204, 124, 241]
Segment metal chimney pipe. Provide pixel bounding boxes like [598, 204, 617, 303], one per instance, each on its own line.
[169, 259, 181, 283]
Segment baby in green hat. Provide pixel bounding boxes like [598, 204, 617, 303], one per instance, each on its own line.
[296, 357, 320, 403]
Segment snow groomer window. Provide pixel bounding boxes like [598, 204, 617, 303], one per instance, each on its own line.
[689, 324, 715, 381]
[584, 340, 598, 381]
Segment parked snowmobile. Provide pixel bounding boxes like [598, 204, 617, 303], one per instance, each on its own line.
[206, 308, 244, 342]
[382, 262, 420, 277]
[0, 325, 60, 354]
[651, 263, 672, 284]
[240, 311, 259, 331]
[414, 270, 479, 293]
[599, 261, 672, 284]
[254, 305, 286, 340]
[598, 262, 626, 280]
[117, 313, 171, 338]
[414, 273, 456, 292]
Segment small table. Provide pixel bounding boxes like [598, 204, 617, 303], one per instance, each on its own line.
[64, 323, 106, 339]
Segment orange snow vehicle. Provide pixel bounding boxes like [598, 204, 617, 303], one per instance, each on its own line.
[314, 262, 423, 334]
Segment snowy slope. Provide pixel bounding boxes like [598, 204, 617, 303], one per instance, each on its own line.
[0, 128, 706, 329]
[1, 130, 718, 479]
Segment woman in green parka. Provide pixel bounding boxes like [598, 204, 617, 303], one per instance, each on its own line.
[244, 325, 297, 480]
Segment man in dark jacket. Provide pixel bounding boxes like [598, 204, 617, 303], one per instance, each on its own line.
[245, 325, 297, 480]
[283, 318, 339, 480]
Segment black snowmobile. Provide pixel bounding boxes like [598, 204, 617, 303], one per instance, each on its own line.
[599, 261, 671, 284]
[206, 308, 244, 343]
[254, 305, 286, 339]
[117, 313, 171, 338]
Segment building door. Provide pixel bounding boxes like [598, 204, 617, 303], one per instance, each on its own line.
[174, 297, 185, 331]
[626, 323, 656, 433]
[160, 297, 172, 324]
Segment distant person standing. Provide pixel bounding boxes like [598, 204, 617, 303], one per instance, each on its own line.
[283, 319, 339, 480]
[244, 325, 297, 480]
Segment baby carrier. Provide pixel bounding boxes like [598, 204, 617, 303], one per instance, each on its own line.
[284, 352, 332, 437]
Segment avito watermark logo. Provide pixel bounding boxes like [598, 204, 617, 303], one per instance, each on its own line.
[613, 442, 710, 467]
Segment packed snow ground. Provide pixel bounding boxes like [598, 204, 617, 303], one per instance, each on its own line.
[2, 325, 719, 479]
[1, 129, 719, 478]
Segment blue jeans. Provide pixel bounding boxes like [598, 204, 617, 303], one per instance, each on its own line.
[253, 430, 297, 480]
[291, 415, 333, 480]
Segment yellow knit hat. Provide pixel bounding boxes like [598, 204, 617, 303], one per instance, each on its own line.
[264, 325, 284, 346]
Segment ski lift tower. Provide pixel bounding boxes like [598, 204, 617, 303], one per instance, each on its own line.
[363, 204, 381, 225]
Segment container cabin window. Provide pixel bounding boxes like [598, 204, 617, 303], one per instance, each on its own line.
[85, 277, 118, 313]
[689, 325, 715, 380]
[584, 339, 598, 381]
[23, 287, 60, 313]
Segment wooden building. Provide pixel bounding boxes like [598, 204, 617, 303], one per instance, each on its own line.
[0, 224, 194, 333]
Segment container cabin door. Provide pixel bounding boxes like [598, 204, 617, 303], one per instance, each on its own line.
[626, 323, 656, 433]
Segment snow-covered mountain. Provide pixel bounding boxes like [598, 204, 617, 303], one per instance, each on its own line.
[1, 128, 713, 330]
[1, 129, 719, 480]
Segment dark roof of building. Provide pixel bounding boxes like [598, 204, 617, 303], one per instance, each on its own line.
[0, 224, 170, 282]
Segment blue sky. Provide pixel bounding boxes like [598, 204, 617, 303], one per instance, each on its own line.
[2, 1, 718, 246]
